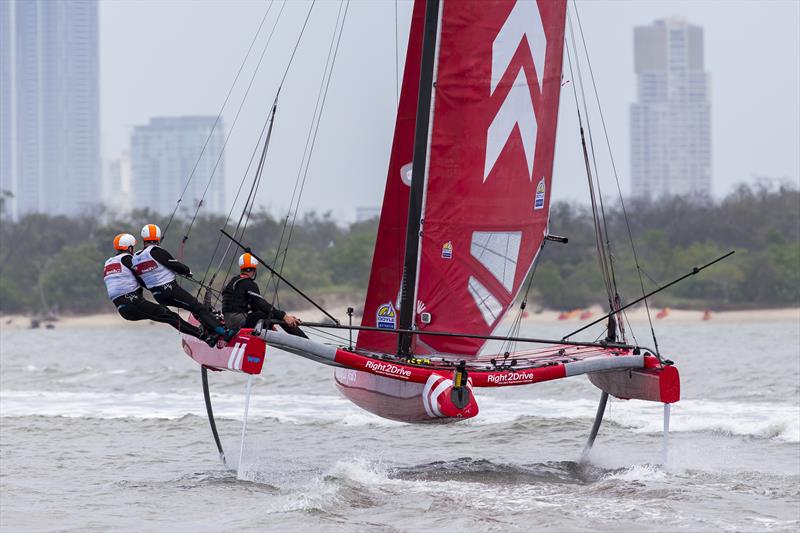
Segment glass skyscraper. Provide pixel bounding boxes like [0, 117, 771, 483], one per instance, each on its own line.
[0, 0, 100, 219]
[130, 117, 226, 216]
[630, 18, 711, 198]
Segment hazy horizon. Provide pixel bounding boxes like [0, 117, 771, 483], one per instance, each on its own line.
[100, 0, 800, 222]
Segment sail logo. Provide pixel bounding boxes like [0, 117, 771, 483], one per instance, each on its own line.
[534, 178, 546, 210]
[441, 241, 453, 259]
[483, 1, 547, 184]
[376, 302, 397, 329]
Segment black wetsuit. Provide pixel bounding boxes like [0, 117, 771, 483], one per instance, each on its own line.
[221, 275, 306, 337]
[113, 256, 203, 338]
[145, 246, 223, 334]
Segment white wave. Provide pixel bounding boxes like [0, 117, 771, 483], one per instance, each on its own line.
[0, 390, 395, 426]
[601, 464, 667, 482]
[1, 389, 797, 443]
[474, 396, 800, 443]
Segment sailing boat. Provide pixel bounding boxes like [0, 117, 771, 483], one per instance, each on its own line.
[181, 0, 685, 461]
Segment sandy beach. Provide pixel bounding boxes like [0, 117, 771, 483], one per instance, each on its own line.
[2, 305, 797, 332]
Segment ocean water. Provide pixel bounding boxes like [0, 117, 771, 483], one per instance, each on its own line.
[1, 317, 799, 532]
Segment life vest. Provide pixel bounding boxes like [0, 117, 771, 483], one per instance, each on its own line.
[221, 276, 251, 314]
[103, 253, 140, 300]
[132, 245, 176, 288]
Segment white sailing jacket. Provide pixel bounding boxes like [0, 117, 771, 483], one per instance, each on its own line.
[103, 253, 141, 300]
[132, 245, 176, 289]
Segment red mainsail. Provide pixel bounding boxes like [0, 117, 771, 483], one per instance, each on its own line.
[356, 0, 427, 354]
[360, 0, 567, 356]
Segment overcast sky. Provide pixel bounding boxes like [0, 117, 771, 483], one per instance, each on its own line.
[100, 0, 800, 222]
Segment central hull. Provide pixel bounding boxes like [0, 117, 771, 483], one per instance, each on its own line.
[334, 368, 478, 424]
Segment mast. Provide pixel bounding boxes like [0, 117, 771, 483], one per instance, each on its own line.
[398, 0, 440, 356]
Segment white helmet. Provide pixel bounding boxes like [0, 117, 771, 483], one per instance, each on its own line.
[113, 233, 137, 251]
[141, 224, 162, 242]
[239, 253, 259, 270]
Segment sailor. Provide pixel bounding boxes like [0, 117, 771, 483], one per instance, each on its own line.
[221, 253, 305, 337]
[103, 233, 217, 345]
[131, 223, 233, 342]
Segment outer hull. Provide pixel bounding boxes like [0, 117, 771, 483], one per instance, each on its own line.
[181, 316, 266, 375]
[588, 364, 680, 404]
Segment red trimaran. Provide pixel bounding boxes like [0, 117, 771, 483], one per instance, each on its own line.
[181, 0, 683, 468]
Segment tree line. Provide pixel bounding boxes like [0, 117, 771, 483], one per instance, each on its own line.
[0, 182, 797, 315]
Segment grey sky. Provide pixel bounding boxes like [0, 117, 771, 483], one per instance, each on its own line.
[100, 0, 800, 222]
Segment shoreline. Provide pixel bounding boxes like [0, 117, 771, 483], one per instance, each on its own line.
[1, 306, 797, 331]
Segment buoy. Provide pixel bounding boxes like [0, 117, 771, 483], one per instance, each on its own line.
[656, 307, 670, 319]
[702, 310, 712, 321]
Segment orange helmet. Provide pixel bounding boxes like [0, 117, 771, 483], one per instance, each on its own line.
[141, 224, 162, 243]
[113, 233, 137, 251]
[239, 253, 259, 270]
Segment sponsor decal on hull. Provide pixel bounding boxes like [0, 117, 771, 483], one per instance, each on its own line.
[487, 371, 536, 384]
[365, 360, 412, 379]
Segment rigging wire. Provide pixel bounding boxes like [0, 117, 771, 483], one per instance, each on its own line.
[566, 8, 621, 303]
[498, 242, 546, 361]
[190, 0, 318, 300]
[197, 102, 276, 297]
[394, 0, 399, 107]
[200, 103, 278, 303]
[180, 0, 290, 250]
[269, 0, 347, 275]
[163, 1, 275, 239]
[218, 1, 321, 302]
[267, 0, 350, 310]
[563, 27, 614, 309]
[570, 0, 660, 353]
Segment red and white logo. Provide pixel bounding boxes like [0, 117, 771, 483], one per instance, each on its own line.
[484, 1, 547, 183]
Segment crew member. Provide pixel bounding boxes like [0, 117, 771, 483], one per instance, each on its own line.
[103, 233, 216, 345]
[131, 223, 233, 342]
[221, 253, 305, 337]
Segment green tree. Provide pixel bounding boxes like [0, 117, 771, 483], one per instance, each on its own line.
[40, 243, 108, 314]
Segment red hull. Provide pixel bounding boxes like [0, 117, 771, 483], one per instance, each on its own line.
[181, 318, 266, 375]
[588, 364, 680, 404]
[334, 368, 479, 424]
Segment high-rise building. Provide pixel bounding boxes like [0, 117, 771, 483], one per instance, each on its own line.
[103, 152, 132, 214]
[0, 1, 13, 219]
[129, 117, 226, 216]
[1, 0, 101, 218]
[630, 18, 711, 198]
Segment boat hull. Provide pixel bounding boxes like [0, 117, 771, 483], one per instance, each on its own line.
[334, 368, 478, 423]
[181, 316, 266, 375]
[588, 362, 680, 403]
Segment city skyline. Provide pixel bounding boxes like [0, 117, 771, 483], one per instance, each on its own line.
[1, 1, 797, 221]
[98, 1, 798, 223]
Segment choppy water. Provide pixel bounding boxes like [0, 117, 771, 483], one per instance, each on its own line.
[1, 317, 799, 532]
